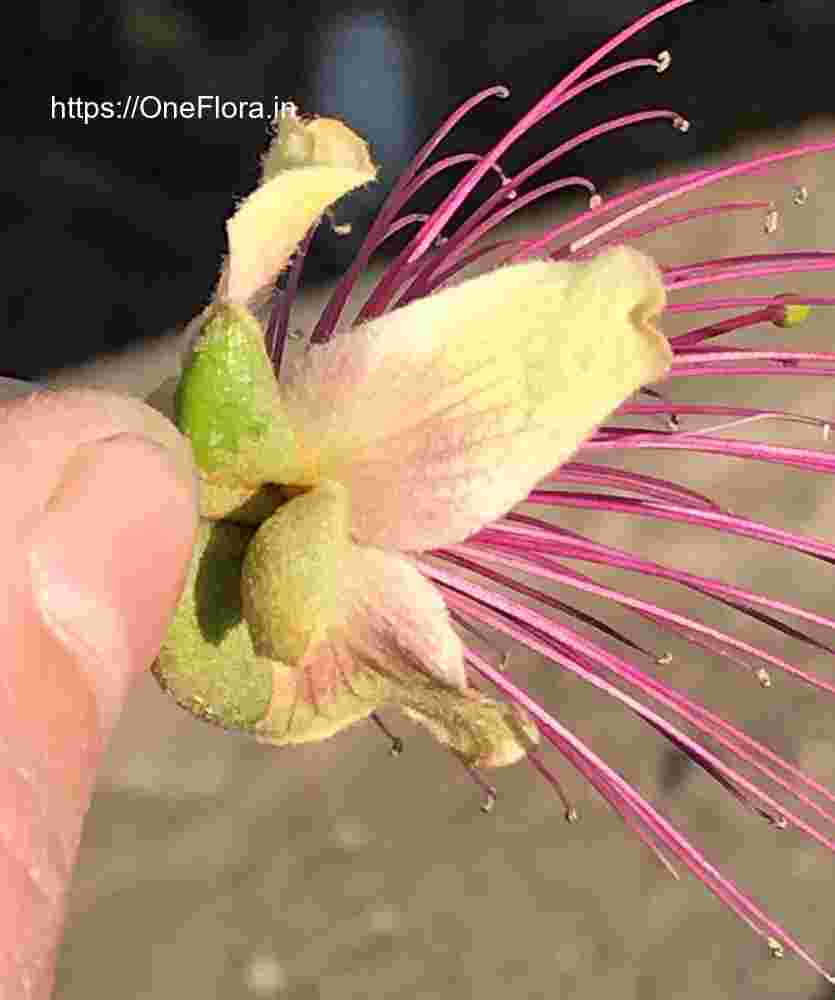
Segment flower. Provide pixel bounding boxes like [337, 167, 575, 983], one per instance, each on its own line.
[153, 0, 835, 981]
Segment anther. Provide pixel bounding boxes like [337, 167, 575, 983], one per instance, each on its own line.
[588, 193, 603, 210]
[370, 712, 404, 756]
[672, 115, 690, 133]
[657, 652, 673, 666]
[824, 423, 832, 442]
[461, 761, 497, 814]
[756, 668, 772, 689]
[527, 751, 578, 822]
[767, 937, 785, 960]
[763, 206, 779, 234]
[792, 185, 808, 206]
[495, 165, 516, 199]
[655, 50, 672, 73]
[325, 208, 352, 236]
[771, 293, 811, 329]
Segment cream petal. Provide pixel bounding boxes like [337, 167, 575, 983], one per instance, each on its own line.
[226, 163, 375, 304]
[261, 114, 375, 180]
[283, 246, 670, 551]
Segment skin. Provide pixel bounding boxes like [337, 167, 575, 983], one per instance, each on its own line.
[0, 386, 198, 998]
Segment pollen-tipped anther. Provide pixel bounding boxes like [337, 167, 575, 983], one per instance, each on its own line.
[772, 294, 812, 329]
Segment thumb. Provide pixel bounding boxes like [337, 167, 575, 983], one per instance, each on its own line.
[29, 430, 198, 731]
[1, 388, 198, 997]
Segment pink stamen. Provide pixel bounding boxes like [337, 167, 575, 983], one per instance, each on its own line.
[524, 490, 835, 565]
[515, 141, 835, 262]
[525, 750, 580, 823]
[667, 296, 835, 313]
[581, 201, 775, 254]
[665, 252, 835, 289]
[384, 110, 685, 311]
[618, 403, 829, 436]
[247, 0, 835, 977]
[266, 223, 317, 372]
[669, 307, 780, 347]
[394, 176, 599, 308]
[482, 516, 835, 696]
[406, 0, 699, 262]
[457, 633, 833, 979]
[310, 86, 511, 342]
[551, 460, 721, 510]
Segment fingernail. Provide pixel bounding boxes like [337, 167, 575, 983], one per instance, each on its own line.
[29, 433, 198, 733]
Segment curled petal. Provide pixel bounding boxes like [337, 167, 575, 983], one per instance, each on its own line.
[284, 246, 670, 550]
[224, 115, 375, 305]
[226, 165, 375, 304]
[261, 113, 376, 180]
[221, 115, 376, 305]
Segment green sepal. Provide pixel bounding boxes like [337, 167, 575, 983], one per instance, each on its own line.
[153, 519, 273, 730]
[175, 302, 306, 500]
[241, 481, 349, 665]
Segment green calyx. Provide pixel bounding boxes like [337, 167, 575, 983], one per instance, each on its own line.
[175, 302, 308, 520]
[241, 481, 349, 665]
[154, 520, 274, 731]
[156, 302, 302, 730]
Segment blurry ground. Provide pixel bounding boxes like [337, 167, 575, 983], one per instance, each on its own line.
[49, 121, 835, 999]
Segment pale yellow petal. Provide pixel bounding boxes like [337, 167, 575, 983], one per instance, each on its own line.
[261, 113, 375, 180]
[283, 246, 670, 551]
[226, 164, 374, 304]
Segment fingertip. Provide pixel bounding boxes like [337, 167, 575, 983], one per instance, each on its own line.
[29, 432, 199, 735]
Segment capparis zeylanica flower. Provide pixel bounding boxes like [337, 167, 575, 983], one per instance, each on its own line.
[153, 0, 835, 980]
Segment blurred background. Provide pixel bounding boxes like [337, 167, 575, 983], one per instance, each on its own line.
[14, 2, 835, 998]
[9, 0, 835, 375]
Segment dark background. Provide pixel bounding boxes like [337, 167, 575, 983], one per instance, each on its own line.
[9, 0, 835, 375]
